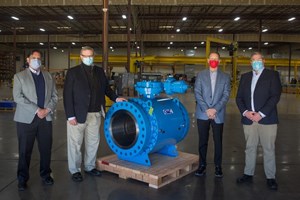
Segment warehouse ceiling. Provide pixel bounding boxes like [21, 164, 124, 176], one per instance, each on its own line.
[0, 3, 299, 50]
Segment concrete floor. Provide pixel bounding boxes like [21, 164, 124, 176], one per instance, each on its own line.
[0, 83, 300, 200]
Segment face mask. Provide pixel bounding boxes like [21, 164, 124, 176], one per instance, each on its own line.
[82, 57, 94, 66]
[30, 59, 41, 70]
[252, 60, 263, 71]
[209, 60, 219, 68]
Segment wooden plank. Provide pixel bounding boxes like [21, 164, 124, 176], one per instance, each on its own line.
[97, 151, 198, 189]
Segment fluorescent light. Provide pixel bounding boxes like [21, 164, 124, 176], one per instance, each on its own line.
[159, 25, 174, 29]
[11, 16, 19, 20]
[288, 17, 295, 21]
[122, 15, 127, 19]
[67, 15, 74, 20]
[170, 42, 173, 44]
[53, 47, 57, 49]
[218, 29, 223, 32]
[262, 29, 268, 32]
[264, 42, 269, 45]
[176, 28, 180, 32]
[167, 47, 171, 49]
[194, 46, 197, 49]
[182, 17, 187, 21]
[234, 17, 240, 21]
[39, 42, 44, 45]
[72, 42, 76, 45]
[248, 47, 252, 50]
[39, 28, 45, 32]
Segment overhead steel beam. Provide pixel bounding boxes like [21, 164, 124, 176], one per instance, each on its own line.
[2, 33, 300, 43]
[1, 0, 300, 6]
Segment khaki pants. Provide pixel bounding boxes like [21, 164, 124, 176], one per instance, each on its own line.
[67, 112, 101, 174]
[243, 123, 277, 179]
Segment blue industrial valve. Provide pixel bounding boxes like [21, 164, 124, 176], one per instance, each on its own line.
[104, 77, 190, 166]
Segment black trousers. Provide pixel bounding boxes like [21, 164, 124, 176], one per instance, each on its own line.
[197, 119, 223, 167]
[16, 115, 52, 183]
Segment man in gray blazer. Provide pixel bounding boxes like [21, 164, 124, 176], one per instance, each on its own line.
[13, 50, 58, 191]
[194, 52, 231, 178]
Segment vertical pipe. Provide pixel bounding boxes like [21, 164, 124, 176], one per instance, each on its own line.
[68, 45, 71, 69]
[288, 43, 292, 83]
[102, 0, 109, 77]
[127, 0, 132, 73]
[47, 34, 50, 72]
[258, 19, 262, 52]
[13, 28, 17, 75]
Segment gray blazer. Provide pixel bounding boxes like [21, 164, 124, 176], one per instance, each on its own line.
[13, 68, 58, 124]
[194, 69, 231, 124]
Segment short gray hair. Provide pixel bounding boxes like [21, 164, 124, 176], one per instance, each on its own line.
[80, 46, 95, 55]
[250, 52, 264, 60]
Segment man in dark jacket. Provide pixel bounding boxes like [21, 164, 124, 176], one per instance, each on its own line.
[63, 46, 125, 182]
[236, 52, 282, 190]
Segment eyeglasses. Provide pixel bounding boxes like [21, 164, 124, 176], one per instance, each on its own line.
[81, 54, 93, 58]
[251, 59, 263, 62]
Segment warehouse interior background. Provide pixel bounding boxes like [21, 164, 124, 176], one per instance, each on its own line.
[0, 0, 300, 200]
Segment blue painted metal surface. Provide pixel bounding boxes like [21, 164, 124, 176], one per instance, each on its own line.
[104, 77, 189, 166]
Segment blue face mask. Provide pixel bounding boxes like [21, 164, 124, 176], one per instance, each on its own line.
[30, 59, 41, 70]
[252, 60, 264, 71]
[82, 57, 94, 66]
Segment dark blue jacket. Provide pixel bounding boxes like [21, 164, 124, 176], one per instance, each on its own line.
[236, 68, 282, 125]
[63, 64, 118, 123]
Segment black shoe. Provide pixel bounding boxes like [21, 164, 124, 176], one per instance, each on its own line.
[42, 176, 54, 185]
[215, 166, 223, 178]
[236, 174, 253, 183]
[72, 172, 83, 182]
[195, 166, 206, 177]
[18, 182, 27, 191]
[84, 168, 102, 176]
[267, 179, 278, 190]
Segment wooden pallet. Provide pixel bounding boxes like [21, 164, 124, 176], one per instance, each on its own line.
[97, 151, 198, 189]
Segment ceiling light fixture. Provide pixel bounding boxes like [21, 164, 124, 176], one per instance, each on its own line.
[137, 46, 140, 49]
[62, 50, 64, 52]
[264, 42, 269, 45]
[110, 46, 113, 49]
[39, 42, 44, 45]
[11, 16, 19, 20]
[67, 15, 74, 20]
[218, 29, 223, 32]
[176, 28, 180, 32]
[167, 47, 171, 49]
[262, 29, 268, 32]
[170, 42, 173, 44]
[112, 49, 115, 52]
[122, 14, 127, 19]
[222, 47, 225, 49]
[234, 17, 240, 21]
[182, 17, 187, 21]
[39, 28, 45, 32]
[181, 49, 184, 52]
[288, 17, 296, 21]
[243, 50, 246, 52]
[194, 47, 197, 49]
[72, 42, 76, 45]
[201, 41, 205, 45]
[159, 25, 174, 29]
[53, 47, 57, 49]
[248, 47, 252, 50]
